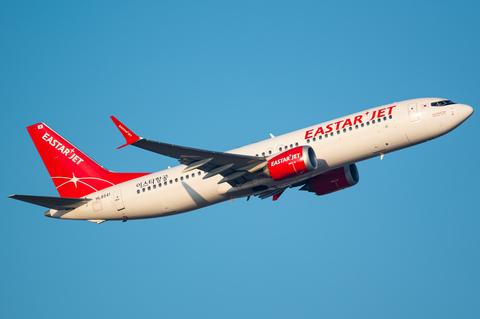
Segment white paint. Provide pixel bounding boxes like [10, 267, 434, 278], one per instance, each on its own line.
[42, 98, 474, 222]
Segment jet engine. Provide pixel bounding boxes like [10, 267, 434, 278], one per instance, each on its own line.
[300, 164, 359, 195]
[264, 146, 317, 181]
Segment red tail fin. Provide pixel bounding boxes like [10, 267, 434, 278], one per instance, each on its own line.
[27, 123, 149, 198]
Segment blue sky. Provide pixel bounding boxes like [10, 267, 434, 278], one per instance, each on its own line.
[1, 1, 479, 318]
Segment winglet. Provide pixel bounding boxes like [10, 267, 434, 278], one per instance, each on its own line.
[110, 116, 141, 149]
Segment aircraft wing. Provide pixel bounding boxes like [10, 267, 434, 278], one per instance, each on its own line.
[111, 116, 267, 186]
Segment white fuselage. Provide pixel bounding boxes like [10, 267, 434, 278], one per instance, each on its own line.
[48, 98, 473, 222]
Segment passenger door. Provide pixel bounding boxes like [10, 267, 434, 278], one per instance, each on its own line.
[408, 103, 419, 122]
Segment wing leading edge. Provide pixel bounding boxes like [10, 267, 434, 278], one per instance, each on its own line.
[111, 116, 267, 186]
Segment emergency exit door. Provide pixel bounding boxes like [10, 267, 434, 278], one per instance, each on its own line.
[113, 189, 125, 211]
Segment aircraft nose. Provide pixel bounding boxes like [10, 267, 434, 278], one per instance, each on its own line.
[457, 104, 474, 121]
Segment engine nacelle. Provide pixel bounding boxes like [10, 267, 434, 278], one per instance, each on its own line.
[300, 164, 359, 196]
[264, 146, 317, 181]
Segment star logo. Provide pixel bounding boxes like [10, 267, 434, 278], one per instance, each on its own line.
[70, 173, 79, 188]
[52, 173, 115, 193]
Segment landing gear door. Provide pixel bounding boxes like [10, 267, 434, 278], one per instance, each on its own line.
[113, 189, 125, 211]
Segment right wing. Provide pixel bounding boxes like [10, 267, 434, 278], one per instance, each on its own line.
[111, 116, 268, 187]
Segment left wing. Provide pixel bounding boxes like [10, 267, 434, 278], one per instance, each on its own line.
[111, 116, 267, 186]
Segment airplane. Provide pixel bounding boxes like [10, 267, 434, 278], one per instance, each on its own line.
[9, 98, 473, 224]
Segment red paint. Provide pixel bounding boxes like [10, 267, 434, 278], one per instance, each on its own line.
[334, 120, 344, 130]
[324, 123, 334, 134]
[304, 105, 396, 140]
[353, 115, 363, 125]
[301, 165, 358, 196]
[111, 116, 140, 149]
[377, 108, 386, 117]
[27, 123, 150, 198]
[265, 146, 316, 181]
[387, 105, 396, 115]
[273, 190, 285, 201]
[314, 126, 324, 137]
[305, 129, 314, 139]
[342, 118, 352, 129]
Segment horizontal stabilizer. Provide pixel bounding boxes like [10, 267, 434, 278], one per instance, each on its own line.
[9, 194, 91, 210]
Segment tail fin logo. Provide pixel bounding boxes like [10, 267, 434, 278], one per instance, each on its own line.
[41, 132, 84, 165]
[28, 122, 150, 198]
[53, 173, 116, 193]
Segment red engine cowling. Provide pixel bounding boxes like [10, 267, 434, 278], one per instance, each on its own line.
[264, 146, 317, 181]
[300, 164, 359, 196]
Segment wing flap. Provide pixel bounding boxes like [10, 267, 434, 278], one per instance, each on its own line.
[256, 186, 289, 200]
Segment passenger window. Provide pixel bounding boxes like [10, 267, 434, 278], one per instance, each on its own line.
[372, 120, 375, 124]
[319, 136, 322, 140]
[367, 122, 370, 126]
[198, 172, 202, 176]
[337, 130, 340, 134]
[313, 137, 316, 142]
[175, 178, 178, 182]
[137, 189, 140, 194]
[389, 115, 392, 119]
[361, 123, 365, 127]
[153, 185, 156, 189]
[330, 132, 334, 136]
[268, 150, 272, 155]
[383, 116, 387, 121]
[279, 147, 282, 151]
[180, 176, 184, 181]
[343, 128, 346, 133]
[164, 182, 167, 186]
[169, 180, 173, 184]
[192, 173, 195, 177]
[295, 142, 299, 146]
[325, 134, 328, 138]
[186, 175, 189, 179]
[142, 188, 145, 192]
[355, 125, 358, 129]
[349, 127, 352, 131]
[378, 118, 381, 122]
[290, 144, 293, 148]
[148, 186, 151, 191]
[307, 139, 310, 143]
[262, 152, 265, 156]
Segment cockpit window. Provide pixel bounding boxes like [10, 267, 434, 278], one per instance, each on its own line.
[431, 100, 455, 107]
